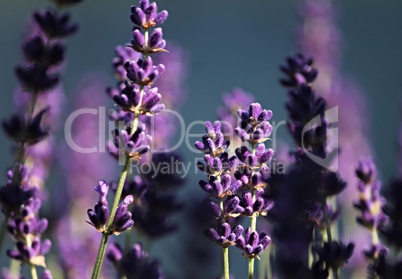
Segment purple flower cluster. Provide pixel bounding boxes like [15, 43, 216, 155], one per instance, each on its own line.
[87, 181, 134, 235]
[195, 100, 275, 277]
[0, 1, 82, 277]
[263, 53, 352, 278]
[107, 242, 164, 279]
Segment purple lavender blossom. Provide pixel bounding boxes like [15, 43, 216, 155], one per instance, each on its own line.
[204, 223, 243, 248]
[113, 45, 141, 82]
[3, 109, 49, 145]
[280, 53, 318, 88]
[109, 124, 152, 161]
[5, 198, 51, 268]
[7, 237, 51, 267]
[195, 121, 230, 157]
[236, 227, 271, 259]
[217, 88, 255, 137]
[235, 103, 273, 145]
[199, 174, 242, 199]
[87, 181, 134, 235]
[110, 81, 165, 116]
[124, 57, 165, 86]
[107, 242, 165, 279]
[131, 27, 167, 54]
[354, 158, 388, 231]
[313, 241, 355, 271]
[33, 10, 78, 39]
[130, 0, 168, 29]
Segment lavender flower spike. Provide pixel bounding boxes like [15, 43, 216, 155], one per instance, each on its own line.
[87, 181, 110, 233]
[87, 181, 134, 235]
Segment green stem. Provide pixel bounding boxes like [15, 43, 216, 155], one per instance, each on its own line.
[91, 156, 130, 279]
[106, 156, 130, 229]
[223, 247, 229, 279]
[248, 258, 254, 279]
[332, 268, 339, 279]
[248, 140, 257, 279]
[372, 229, 379, 245]
[30, 264, 38, 279]
[0, 215, 10, 253]
[219, 199, 230, 278]
[91, 233, 109, 279]
[91, 77, 145, 279]
[9, 258, 20, 277]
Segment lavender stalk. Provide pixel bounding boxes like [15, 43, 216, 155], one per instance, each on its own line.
[89, 1, 168, 278]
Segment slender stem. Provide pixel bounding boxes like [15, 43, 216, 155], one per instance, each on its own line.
[91, 25, 150, 279]
[248, 204, 257, 278]
[220, 199, 230, 279]
[91, 233, 109, 279]
[266, 245, 272, 279]
[332, 268, 339, 279]
[223, 247, 229, 279]
[323, 199, 332, 243]
[90, 156, 130, 279]
[106, 156, 130, 229]
[372, 229, 379, 245]
[9, 258, 20, 277]
[91, 79, 145, 279]
[248, 258, 254, 279]
[0, 215, 10, 253]
[30, 264, 38, 279]
[248, 141, 257, 279]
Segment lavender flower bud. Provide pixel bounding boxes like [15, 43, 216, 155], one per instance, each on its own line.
[130, 0, 168, 29]
[236, 227, 271, 259]
[280, 53, 318, 88]
[33, 10, 78, 39]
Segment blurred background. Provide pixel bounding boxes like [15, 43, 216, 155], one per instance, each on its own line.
[0, 0, 401, 278]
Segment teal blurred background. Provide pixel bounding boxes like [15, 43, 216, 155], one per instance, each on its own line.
[0, 0, 402, 277]
[1, 0, 401, 181]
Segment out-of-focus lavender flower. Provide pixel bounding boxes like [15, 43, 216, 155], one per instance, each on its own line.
[0, 166, 38, 216]
[298, 1, 373, 270]
[217, 88, 255, 147]
[280, 53, 318, 88]
[131, 188, 182, 238]
[354, 158, 388, 232]
[22, 36, 64, 68]
[107, 242, 164, 279]
[33, 10, 78, 39]
[57, 216, 100, 279]
[15, 66, 59, 93]
[113, 45, 141, 82]
[3, 109, 49, 145]
[51, 0, 84, 7]
[313, 241, 355, 272]
[6, 197, 51, 268]
[87, 181, 134, 235]
[7, 237, 51, 267]
[7, 198, 48, 241]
